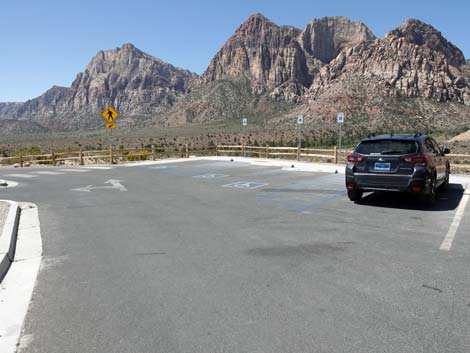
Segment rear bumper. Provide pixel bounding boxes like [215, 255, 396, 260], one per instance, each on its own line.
[345, 172, 427, 192]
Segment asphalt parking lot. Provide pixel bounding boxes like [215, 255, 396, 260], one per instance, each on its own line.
[1, 158, 470, 353]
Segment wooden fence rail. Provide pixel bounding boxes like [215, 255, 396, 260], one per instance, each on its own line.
[1, 144, 470, 169]
[216, 145, 349, 163]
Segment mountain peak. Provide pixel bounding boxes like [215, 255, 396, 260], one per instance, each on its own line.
[387, 19, 465, 66]
[120, 42, 137, 50]
[235, 13, 279, 37]
[246, 12, 270, 21]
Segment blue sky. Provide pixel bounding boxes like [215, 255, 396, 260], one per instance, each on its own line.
[1, 0, 468, 102]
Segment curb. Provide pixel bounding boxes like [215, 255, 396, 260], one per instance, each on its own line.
[0, 201, 20, 282]
[122, 156, 347, 174]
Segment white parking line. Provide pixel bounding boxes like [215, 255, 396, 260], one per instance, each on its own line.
[149, 165, 178, 170]
[59, 169, 90, 173]
[4, 174, 37, 178]
[440, 187, 470, 251]
[80, 166, 114, 170]
[32, 171, 64, 175]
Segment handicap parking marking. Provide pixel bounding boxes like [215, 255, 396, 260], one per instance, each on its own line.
[193, 173, 229, 179]
[5, 174, 38, 178]
[223, 181, 268, 189]
[32, 171, 65, 175]
[149, 165, 179, 170]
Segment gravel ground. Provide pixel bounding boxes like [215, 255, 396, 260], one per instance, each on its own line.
[0, 201, 9, 237]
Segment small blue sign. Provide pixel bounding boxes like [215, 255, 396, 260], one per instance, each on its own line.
[297, 115, 303, 125]
[337, 112, 344, 123]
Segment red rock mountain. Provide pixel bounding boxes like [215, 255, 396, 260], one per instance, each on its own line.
[310, 19, 469, 104]
[201, 14, 376, 101]
[1, 43, 196, 130]
[0, 14, 468, 134]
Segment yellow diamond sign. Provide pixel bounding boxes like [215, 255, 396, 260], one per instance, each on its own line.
[105, 122, 116, 129]
[102, 106, 119, 122]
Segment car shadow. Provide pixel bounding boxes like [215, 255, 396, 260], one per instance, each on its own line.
[357, 183, 464, 211]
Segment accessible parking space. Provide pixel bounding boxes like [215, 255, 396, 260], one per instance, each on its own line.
[133, 160, 467, 254]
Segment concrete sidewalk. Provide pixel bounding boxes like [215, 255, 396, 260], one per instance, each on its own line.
[0, 201, 9, 237]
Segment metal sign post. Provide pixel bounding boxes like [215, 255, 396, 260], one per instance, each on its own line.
[242, 118, 247, 158]
[297, 115, 303, 161]
[102, 106, 119, 163]
[337, 112, 344, 163]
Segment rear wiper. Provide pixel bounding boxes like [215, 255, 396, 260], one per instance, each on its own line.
[380, 150, 403, 155]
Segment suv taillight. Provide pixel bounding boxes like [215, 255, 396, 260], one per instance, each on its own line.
[347, 154, 364, 163]
[401, 155, 429, 165]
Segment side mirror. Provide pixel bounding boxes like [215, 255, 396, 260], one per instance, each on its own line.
[442, 147, 450, 155]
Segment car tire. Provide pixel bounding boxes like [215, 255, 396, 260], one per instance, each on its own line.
[347, 189, 363, 202]
[441, 166, 450, 189]
[423, 175, 436, 207]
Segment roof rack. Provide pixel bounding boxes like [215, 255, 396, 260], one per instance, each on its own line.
[414, 132, 423, 137]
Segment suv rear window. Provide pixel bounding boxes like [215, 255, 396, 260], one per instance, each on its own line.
[355, 140, 418, 155]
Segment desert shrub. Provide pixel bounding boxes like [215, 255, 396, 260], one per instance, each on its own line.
[126, 149, 148, 161]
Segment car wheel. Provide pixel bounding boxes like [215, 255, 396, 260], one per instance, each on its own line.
[441, 167, 450, 189]
[423, 175, 436, 207]
[347, 189, 363, 202]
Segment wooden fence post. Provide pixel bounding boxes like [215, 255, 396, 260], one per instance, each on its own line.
[110, 147, 114, 164]
[334, 145, 338, 164]
[51, 151, 56, 166]
[79, 147, 84, 166]
[20, 154, 23, 168]
[151, 144, 156, 161]
[185, 144, 189, 158]
[266, 145, 269, 159]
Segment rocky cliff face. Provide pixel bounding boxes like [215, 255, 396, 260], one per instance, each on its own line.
[0, 43, 197, 131]
[464, 59, 470, 79]
[309, 19, 469, 106]
[16, 86, 71, 118]
[0, 102, 22, 119]
[68, 43, 196, 117]
[201, 14, 375, 102]
[299, 16, 376, 63]
[201, 14, 307, 100]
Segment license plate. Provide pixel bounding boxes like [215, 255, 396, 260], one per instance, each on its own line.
[374, 162, 391, 171]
